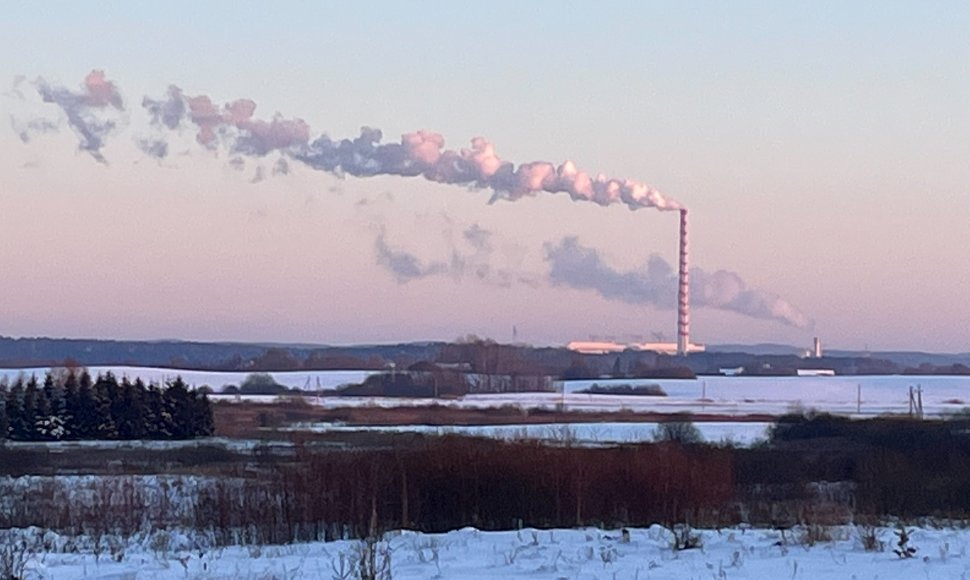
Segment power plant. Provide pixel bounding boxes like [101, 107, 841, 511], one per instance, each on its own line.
[568, 207, 704, 356]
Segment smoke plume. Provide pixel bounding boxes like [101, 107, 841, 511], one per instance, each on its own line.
[33, 70, 124, 163]
[130, 78, 682, 211]
[546, 237, 810, 328]
[14, 71, 816, 328]
[375, 228, 454, 283]
[10, 116, 58, 143]
[19, 71, 681, 211]
[374, 223, 538, 288]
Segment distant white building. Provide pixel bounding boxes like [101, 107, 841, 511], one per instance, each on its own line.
[566, 341, 706, 355]
[566, 341, 626, 354]
[797, 369, 835, 377]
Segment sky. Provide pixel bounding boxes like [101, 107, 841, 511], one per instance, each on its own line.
[1, 1, 969, 351]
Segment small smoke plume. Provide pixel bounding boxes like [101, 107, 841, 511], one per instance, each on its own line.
[142, 87, 311, 156]
[33, 70, 124, 163]
[375, 228, 453, 283]
[545, 237, 810, 327]
[142, 85, 185, 130]
[138, 137, 169, 159]
[374, 223, 537, 288]
[10, 116, 58, 143]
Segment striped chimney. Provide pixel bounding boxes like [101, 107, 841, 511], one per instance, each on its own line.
[677, 208, 690, 356]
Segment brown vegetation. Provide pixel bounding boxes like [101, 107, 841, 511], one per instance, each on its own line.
[211, 399, 774, 438]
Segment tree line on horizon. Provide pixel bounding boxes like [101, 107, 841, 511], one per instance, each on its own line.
[0, 371, 213, 441]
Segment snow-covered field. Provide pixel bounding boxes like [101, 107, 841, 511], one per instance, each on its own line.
[225, 374, 970, 420]
[291, 421, 773, 446]
[0, 366, 377, 391]
[7, 524, 970, 579]
[4, 366, 969, 420]
[566, 375, 970, 418]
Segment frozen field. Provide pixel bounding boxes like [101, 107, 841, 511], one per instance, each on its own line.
[564, 375, 970, 418]
[4, 367, 969, 419]
[0, 366, 377, 391]
[292, 421, 773, 446]
[7, 524, 970, 579]
[236, 374, 970, 419]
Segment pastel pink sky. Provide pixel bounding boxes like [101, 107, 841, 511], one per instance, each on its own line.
[2, 2, 969, 351]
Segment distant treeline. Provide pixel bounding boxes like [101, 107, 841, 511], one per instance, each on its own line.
[4, 335, 970, 379]
[0, 371, 213, 441]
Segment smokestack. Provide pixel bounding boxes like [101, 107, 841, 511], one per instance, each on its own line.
[677, 208, 690, 356]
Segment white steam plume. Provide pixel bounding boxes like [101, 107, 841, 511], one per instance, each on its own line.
[19, 71, 682, 211]
[545, 237, 811, 328]
[129, 77, 681, 211]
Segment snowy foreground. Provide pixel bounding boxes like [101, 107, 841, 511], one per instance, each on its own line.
[8, 524, 970, 579]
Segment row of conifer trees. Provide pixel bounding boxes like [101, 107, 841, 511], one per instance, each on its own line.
[0, 370, 213, 440]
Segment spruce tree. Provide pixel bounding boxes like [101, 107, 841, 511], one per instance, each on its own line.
[165, 377, 193, 439]
[93, 373, 118, 439]
[61, 371, 80, 439]
[116, 377, 146, 439]
[74, 371, 98, 439]
[6, 378, 27, 440]
[192, 389, 215, 437]
[22, 376, 40, 440]
[0, 397, 8, 440]
[144, 383, 171, 439]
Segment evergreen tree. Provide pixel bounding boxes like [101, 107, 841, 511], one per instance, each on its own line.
[92, 373, 118, 439]
[6, 378, 28, 440]
[43, 373, 65, 419]
[73, 371, 99, 439]
[144, 383, 172, 439]
[192, 389, 215, 437]
[165, 378, 194, 439]
[61, 371, 80, 439]
[22, 376, 40, 440]
[0, 396, 8, 440]
[32, 378, 52, 440]
[115, 377, 146, 439]
[36, 373, 65, 440]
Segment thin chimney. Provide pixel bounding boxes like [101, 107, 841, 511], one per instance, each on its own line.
[677, 208, 690, 356]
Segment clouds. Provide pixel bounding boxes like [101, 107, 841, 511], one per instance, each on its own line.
[545, 237, 811, 328]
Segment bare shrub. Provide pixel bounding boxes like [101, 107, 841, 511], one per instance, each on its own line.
[670, 524, 702, 550]
[856, 524, 884, 552]
[798, 523, 832, 547]
[654, 419, 703, 444]
[893, 526, 917, 559]
[331, 551, 355, 580]
[0, 530, 32, 580]
[354, 535, 392, 580]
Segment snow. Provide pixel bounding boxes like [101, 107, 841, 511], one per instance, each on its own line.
[261, 374, 970, 419]
[7, 524, 970, 579]
[290, 421, 773, 446]
[0, 366, 378, 391]
[3, 368, 968, 420]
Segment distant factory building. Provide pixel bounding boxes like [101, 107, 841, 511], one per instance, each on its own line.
[567, 340, 705, 355]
